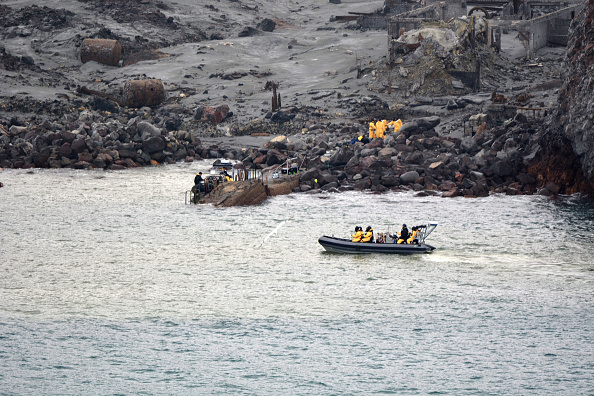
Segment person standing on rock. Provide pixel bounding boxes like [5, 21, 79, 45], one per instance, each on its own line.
[368, 121, 376, 139]
[375, 120, 387, 139]
[388, 119, 403, 134]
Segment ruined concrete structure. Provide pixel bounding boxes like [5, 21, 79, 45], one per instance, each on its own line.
[383, 0, 583, 60]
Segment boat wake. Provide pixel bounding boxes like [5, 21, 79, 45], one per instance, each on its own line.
[258, 217, 294, 247]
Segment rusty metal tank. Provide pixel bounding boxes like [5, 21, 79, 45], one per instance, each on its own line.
[122, 79, 166, 108]
[80, 39, 122, 67]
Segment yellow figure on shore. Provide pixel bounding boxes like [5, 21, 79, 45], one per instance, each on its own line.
[368, 121, 376, 139]
[375, 120, 388, 139]
[387, 119, 403, 134]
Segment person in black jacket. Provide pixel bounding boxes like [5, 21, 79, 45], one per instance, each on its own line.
[397, 224, 409, 244]
[194, 172, 203, 185]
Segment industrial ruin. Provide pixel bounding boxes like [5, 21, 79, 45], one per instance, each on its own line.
[349, 0, 582, 97]
[395, 0, 578, 54]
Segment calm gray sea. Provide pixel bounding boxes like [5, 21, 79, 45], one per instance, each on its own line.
[1, 162, 593, 395]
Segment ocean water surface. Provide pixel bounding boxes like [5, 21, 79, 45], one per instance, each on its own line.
[1, 162, 593, 394]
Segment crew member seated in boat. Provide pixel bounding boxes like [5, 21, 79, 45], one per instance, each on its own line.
[223, 170, 233, 182]
[407, 226, 419, 244]
[361, 226, 374, 243]
[352, 226, 363, 242]
[397, 224, 409, 244]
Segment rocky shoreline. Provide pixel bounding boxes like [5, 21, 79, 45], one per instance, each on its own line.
[1, 0, 593, 199]
[0, 96, 572, 199]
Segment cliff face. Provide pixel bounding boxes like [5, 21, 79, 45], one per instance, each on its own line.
[533, 0, 594, 195]
[559, 0, 594, 178]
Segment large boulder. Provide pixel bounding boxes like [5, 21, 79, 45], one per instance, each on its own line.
[59, 143, 73, 158]
[414, 116, 441, 130]
[92, 153, 113, 169]
[270, 111, 293, 124]
[399, 121, 419, 136]
[381, 174, 400, 187]
[300, 167, 321, 183]
[400, 170, 419, 184]
[360, 156, 381, 170]
[203, 179, 267, 206]
[143, 136, 166, 153]
[172, 146, 188, 161]
[329, 147, 354, 166]
[269, 135, 288, 150]
[442, 187, 462, 198]
[319, 173, 339, 186]
[257, 18, 276, 32]
[266, 149, 285, 166]
[490, 160, 514, 177]
[60, 130, 77, 143]
[137, 122, 161, 140]
[460, 136, 478, 154]
[238, 26, 259, 37]
[118, 148, 137, 159]
[71, 138, 87, 154]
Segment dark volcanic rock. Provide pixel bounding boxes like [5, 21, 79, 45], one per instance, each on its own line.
[238, 27, 258, 37]
[143, 136, 166, 153]
[270, 111, 293, 124]
[257, 18, 276, 32]
[329, 147, 354, 166]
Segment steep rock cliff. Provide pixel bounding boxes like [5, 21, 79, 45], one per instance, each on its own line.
[558, 0, 594, 179]
[533, 0, 594, 195]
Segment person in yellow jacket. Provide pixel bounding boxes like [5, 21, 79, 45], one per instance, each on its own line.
[223, 170, 233, 182]
[361, 226, 374, 243]
[351, 226, 363, 242]
[387, 119, 403, 134]
[406, 226, 419, 244]
[375, 120, 388, 139]
[368, 121, 376, 139]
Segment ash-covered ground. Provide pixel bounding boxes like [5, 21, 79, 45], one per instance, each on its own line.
[1, 0, 585, 198]
[0, 0, 563, 126]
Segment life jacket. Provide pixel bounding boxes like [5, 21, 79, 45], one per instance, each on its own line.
[352, 230, 363, 242]
[225, 175, 233, 182]
[407, 230, 418, 244]
[361, 229, 373, 243]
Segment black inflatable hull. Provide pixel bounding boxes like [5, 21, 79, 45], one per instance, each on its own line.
[318, 236, 435, 254]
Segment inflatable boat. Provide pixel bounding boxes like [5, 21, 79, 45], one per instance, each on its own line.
[319, 223, 437, 254]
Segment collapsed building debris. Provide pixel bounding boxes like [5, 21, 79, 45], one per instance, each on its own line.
[355, 0, 582, 97]
[383, 17, 486, 97]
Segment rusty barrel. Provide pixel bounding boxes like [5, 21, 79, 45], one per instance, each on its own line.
[80, 38, 122, 66]
[122, 79, 165, 108]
